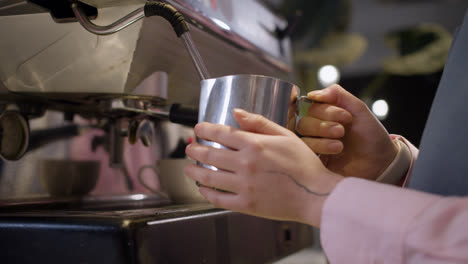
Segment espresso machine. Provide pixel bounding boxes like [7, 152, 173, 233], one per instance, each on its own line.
[0, 0, 314, 263]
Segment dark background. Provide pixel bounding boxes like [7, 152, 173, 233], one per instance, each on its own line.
[340, 72, 442, 146]
[262, 0, 468, 146]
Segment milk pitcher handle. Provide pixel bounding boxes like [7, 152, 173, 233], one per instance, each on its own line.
[296, 95, 316, 119]
[298, 95, 314, 104]
[295, 95, 322, 157]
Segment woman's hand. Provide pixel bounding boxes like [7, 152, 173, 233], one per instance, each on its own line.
[297, 84, 398, 180]
[185, 109, 343, 227]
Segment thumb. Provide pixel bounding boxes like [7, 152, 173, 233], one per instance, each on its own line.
[233, 108, 290, 136]
[307, 84, 368, 115]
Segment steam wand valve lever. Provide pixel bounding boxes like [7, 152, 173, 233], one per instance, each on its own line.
[275, 10, 302, 40]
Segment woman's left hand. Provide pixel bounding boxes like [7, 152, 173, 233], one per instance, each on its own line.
[185, 108, 343, 227]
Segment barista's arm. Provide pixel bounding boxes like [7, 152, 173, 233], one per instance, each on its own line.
[321, 177, 468, 264]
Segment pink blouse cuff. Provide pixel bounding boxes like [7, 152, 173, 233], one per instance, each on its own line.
[389, 135, 419, 186]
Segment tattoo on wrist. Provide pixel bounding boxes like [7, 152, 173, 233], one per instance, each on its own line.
[268, 171, 330, 197]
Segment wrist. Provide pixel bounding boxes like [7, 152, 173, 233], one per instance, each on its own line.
[301, 171, 344, 227]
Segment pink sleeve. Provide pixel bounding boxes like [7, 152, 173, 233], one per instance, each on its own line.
[320, 177, 468, 263]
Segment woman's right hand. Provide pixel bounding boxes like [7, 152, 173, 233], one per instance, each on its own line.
[297, 84, 398, 181]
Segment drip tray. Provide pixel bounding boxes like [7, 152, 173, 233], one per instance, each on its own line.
[0, 196, 314, 264]
[0, 193, 171, 212]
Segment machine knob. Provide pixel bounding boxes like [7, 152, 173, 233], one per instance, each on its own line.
[0, 111, 30, 161]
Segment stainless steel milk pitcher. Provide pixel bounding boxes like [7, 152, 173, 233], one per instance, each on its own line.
[198, 74, 309, 170]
